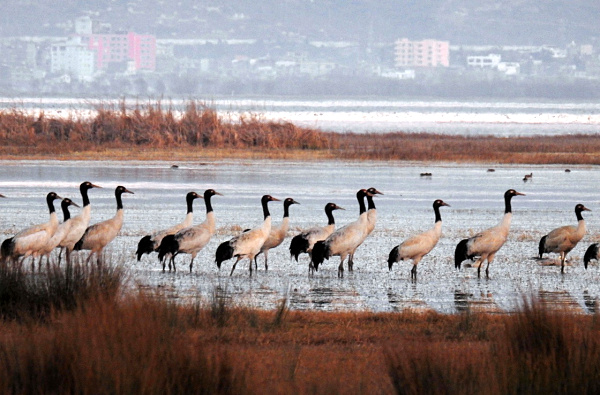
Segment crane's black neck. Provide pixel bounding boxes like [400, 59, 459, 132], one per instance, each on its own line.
[325, 206, 336, 225]
[47, 195, 57, 214]
[186, 194, 196, 214]
[504, 195, 513, 214]
[434, 205, 442, 223]
[283, 201, 294, 218]
[576, 208, 585, 221]
[116, 191, 124, 210]
[366, 194, 376, 211]
[204, 191, 214, 214]
[80, 185, 91, 207]
[357, 191, 367, 215]
[61, 202, 71, 221]
[262, 198, 271, 220]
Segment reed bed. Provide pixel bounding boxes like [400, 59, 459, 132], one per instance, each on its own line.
[1, 102, 600, 164]
[0, 259, 599, 394]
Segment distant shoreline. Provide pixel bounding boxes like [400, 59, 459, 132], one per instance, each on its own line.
[0, 101, 599, 164]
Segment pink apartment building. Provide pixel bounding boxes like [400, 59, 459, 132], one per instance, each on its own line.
[79, 32, 156, 71]
[395, 39, 449, 68]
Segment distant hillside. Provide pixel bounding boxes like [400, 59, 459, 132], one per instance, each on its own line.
[1, 0, 599, 45]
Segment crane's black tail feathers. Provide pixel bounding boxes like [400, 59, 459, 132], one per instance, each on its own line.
[388, 245, 400, 271]
[157, 234, 179, 262]
[73, 237, 84, 251]
[311, 240, 330, 271]
[215, 240, 234, 269]
[1, 238, 14, 259]
[538, 235, 548, 259]
[136, 235, 154, 261]
[584, 243, 599, 270]
[289, 234, 309, 262]
[454, 239, 469, 270]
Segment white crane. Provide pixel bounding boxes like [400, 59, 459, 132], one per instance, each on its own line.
[454, 189, 525, 278]
[58, 181, 102, 262]
[311, 189, 373, 278]
[538, 203, 591, 273]
[73, 186, 134, 264]
[38, 198, 80, 266]
[348, 186, 383, 271]
[289, 202, 345, 268]
[1, 192, 63, 266]
[156, 189, 222, 273]
[255, 197, 299, 271]
[388, 199, 450, 281]
[215, 195, 280, 276]
[136, 191, 202, 261]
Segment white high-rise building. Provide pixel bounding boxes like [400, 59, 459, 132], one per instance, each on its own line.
[50, 37, 95, 81]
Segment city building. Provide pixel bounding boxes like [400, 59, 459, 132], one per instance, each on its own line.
[467, 54, 502, 68]
[394, 39, 450, 68]
[80, 32, 156, 72]
[50, 36, 95, 80]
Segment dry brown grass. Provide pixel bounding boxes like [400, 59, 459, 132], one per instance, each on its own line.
[1, 102, 599, 164]
[1, 271, 600, 395]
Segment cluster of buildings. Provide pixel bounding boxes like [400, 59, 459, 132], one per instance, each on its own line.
[1, 15, 599, 95]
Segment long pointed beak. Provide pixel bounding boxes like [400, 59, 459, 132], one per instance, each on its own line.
[70, 201, 81, 208]
[214, 191, 224, 196]
[91, 183, 102, 189]
[515, 191, 526, 196]
[124, 189, 134, 194]
[583, 206, 592, 212]
[442, 202, 451, 207]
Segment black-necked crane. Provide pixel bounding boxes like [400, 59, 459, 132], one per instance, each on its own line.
[58, 181, 101, 262]
[538, 203, 591, 273]
[584, 243, 600, 269]
[1, 192, 63, 266]
[255, 197, 299, 271]
[388, 199, 450, 281]
[73, 186, 134, 264]
[311, 189, 373, 278]
[136, 191, 202, 262]
[38, 198, 80, 266]
[347, 187, 383, 271]
[454, 189, 525, 278]
[523, 173, 533, 182]
[289, 202, 345, 267]
[157, 189, 222, 273]
[215, 195, 280, 276]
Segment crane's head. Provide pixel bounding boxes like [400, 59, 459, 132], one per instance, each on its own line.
[433, 199, 450, 208]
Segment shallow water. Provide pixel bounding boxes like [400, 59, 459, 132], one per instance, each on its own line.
[1, 160, 599, 313]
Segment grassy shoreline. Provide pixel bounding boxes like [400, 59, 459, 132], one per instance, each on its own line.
[1, 102, 599, 164]
[1, 260, 599, 393]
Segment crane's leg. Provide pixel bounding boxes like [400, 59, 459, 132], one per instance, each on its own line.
[264, 250, 269, 271]
[189, 255, 195, 273]
[338, 254, 347, 278]
[248, 257, 254, 277]
[474, 257, 484, 278]
[230, 256, 242, 276]
[411, 265, 417, 282]
[486, 253, 496, 279]
[560, 252, 566, 274]
[171, 255, 176, 272]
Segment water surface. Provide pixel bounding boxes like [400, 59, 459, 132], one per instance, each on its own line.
[0, 160, 599, 313]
